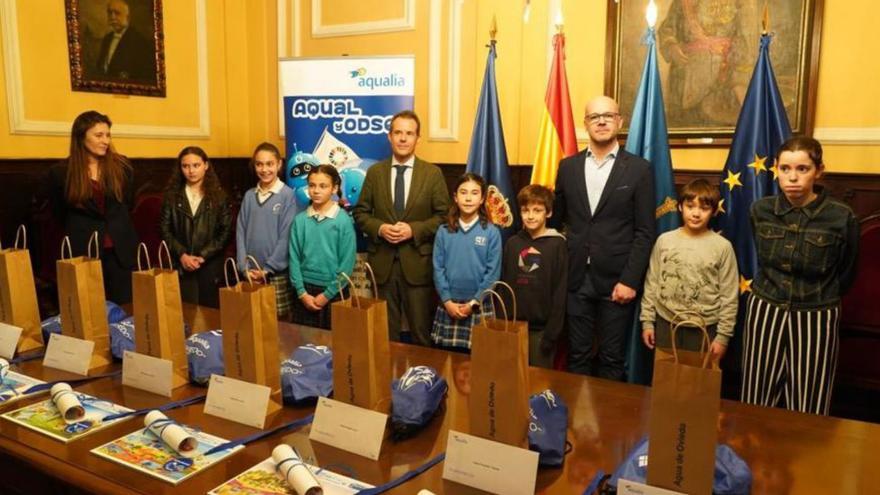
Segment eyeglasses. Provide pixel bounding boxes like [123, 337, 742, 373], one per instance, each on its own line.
[586, 112, 620, 123]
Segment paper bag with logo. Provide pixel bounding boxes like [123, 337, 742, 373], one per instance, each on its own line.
[647, 313, 721, 495]
[0, 226, 43, 354]
[55, 233, 112, 371]
[132, 242, 188, 388]
[218, 257, 282, 413]
[469, 282, 530, 447]
[330, 265, 391, 412]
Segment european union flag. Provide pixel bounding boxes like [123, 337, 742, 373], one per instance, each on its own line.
[624, 27, 680, 385]
[717, 34, 792, 296]
[466, 40, 518, 237]
[716, 34, 791, 384]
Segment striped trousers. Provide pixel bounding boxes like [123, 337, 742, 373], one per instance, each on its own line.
[740, 293, 840, 415]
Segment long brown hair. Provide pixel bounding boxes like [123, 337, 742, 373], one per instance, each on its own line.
[65, 110, 131, 205]
[166, 146, 226, 207]
[446, 173, 489, 232]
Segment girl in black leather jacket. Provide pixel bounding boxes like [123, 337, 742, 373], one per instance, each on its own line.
[159, 146, 232, 307]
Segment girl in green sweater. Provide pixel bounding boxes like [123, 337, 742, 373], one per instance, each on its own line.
[288, 165, 357, 328]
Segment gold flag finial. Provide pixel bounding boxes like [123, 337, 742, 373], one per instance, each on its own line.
[490, 14, 497, 41]
[762, 2, 770, 34]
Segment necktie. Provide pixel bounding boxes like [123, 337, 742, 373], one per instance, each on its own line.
[394, 165, 406, 214]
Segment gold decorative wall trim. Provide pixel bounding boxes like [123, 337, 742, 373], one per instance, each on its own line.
[311, 0, 415, 38]
[814, 127, 880, 145]
[428, 0, 462, 142]
[0, 0, 211, 138]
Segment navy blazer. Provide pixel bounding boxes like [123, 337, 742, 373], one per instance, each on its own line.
[553, 148, 656, 295]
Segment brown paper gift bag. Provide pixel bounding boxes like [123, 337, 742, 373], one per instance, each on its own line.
[132, 242, 188, 388]
[55, 233, 112, 371]
[647, 313, 721, 495]
[0, 226, 43, 354]
[330, 265, 391, 412]
[219, 257, 282, 413]
[469, 282, 530, 447]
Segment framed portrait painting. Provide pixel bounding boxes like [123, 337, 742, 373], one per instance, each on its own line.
[605, 0, 823, 145]
[65, 0, 166, 97]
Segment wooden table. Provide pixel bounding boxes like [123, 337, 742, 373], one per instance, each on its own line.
[1, 305, 879, 494]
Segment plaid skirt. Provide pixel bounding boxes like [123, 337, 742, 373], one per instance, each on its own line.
[267, 272, 294, 319]
[292, 282, 348, 330]
[430, 298, 495, 350]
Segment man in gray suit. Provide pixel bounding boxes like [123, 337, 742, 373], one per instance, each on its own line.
[353, 111, 450, 346]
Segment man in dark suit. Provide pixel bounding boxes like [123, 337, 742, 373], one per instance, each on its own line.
[554, 96, 656, 381]
[95, 0, 155, 82]
[353, 111, 450, 346]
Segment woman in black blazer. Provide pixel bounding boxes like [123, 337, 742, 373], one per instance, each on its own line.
[48, 110, 138, 304]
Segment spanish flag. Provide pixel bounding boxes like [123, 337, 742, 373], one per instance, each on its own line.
[530, 32, 578, 188]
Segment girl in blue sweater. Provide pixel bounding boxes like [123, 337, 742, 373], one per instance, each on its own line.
[288, 165, 356, 329]
[431, 173, 501, 351]
[235, 142, 297, 319]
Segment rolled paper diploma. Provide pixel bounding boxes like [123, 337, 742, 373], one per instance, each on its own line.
[417, 491, 438, 495]
[50, 383, 86, 424]
[0, 358, 8, 380]
[272, 444, 322, 495]
[144, 410, 199, 458]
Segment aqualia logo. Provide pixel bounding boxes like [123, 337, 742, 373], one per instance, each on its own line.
[349, 67, 405, 90]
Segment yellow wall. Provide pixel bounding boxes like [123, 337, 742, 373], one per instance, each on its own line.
[1, 0, 878, 174]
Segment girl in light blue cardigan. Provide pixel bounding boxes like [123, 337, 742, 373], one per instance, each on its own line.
[431, 173, 501, 351]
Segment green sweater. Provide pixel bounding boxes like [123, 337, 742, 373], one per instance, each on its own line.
[288, 204, 357, 299]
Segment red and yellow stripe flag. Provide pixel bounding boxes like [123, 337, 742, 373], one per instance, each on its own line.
[530, 33, 578, 188]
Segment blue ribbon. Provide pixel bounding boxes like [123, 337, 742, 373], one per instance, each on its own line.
[21, 369, 123, 395]
[276, 448, 309, 482]
[582, 469, 606, 495]
[203, 414, 315, 456]
[10, 350, 46, 365]
[355, 452, 446, 495]
[102, 394, 207, 421]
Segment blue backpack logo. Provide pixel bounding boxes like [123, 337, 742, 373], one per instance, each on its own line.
[390, 366, 447, 440]
[185, 330, 225, 385]
[528, 390, 570, 466]
[281, 344, 333, 405]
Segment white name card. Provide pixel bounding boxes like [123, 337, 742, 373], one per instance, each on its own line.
[122, 350, 173, 397]
[204, 374, 271, 428]
[42, 333, 94, 376]
[0, 322, 23, 359]
[442, 430, 539, 495]
[618, 479, 687, 495]
[309, 397, 387, 460]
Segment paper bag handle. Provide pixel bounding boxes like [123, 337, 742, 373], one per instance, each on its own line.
[362, 262, 380, 299]
[87, 231, 100, 259]
[158, 241, 173, 270]
[136, 243, 152, 271]
[490, 281, 517, 322]
[60, 237, 73, 260]
[224, 258, 241, 287]
[14, 225, 27, 250]
[477, 288, 508, 331]
[244, 255, 269, 284]
[336, 272, 360, 308]
[669, 312, 713, 368]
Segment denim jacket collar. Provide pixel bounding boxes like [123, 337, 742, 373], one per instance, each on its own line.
[773, 185, 827, 219]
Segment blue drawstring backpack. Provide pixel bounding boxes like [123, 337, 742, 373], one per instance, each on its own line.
[41, 301, 129, 342]
[528, 389, 570, 466]
[605, 437, 752, 495]
[185, 330, 225, 385]
[109, 317, 136, 359]
[390, 366, 448, 440]
[280, 344, 333, 405]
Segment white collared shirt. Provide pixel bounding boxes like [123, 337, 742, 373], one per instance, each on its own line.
[584, 143, 619, 213]
[458, 216, 479, 232]
[306, 202, 341, 222]
[184, 184, 203, 215]
[103, 28, 126, 72]
[390, 155, 415, 206]
[256, 178, 284, 203]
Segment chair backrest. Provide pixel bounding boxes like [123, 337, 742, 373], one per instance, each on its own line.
[131, 193, 164, 257]
[841, 213, 880, 330]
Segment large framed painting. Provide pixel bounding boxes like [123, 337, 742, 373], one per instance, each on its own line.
[65, 0, 166, 97]
[605, 0, 823, 145]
